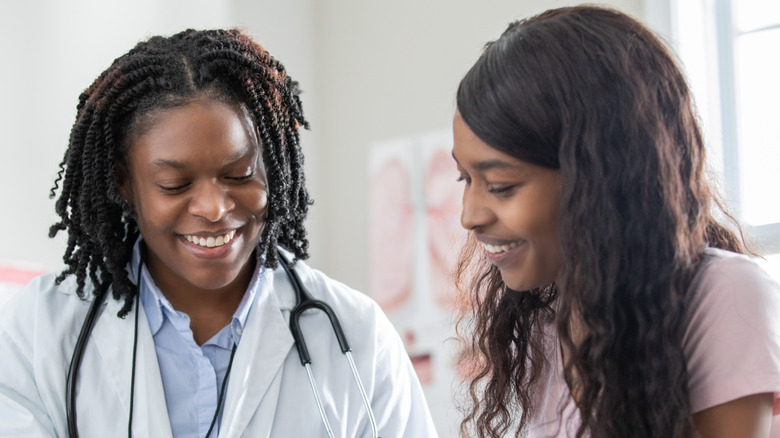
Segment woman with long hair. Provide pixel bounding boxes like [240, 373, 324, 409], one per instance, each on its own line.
[453, 6, 780, 437]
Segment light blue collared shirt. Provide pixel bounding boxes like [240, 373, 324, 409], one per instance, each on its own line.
[131, 240, 262, 438]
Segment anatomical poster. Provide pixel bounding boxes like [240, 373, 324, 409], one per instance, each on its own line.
[369, 130, 466, 434]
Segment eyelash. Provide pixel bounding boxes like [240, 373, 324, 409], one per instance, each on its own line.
[457, 175, 518, 199]
[488, 185, 517, 197]
[226, 172, 254, 182]
[158, 172, 255, 193]
[159, 183, 189, 193]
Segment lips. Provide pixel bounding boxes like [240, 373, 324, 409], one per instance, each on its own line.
[184, 230, 236, 248]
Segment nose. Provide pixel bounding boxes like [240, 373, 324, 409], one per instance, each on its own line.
[460, 186, 493, 231]
[188, 181, 235, 222]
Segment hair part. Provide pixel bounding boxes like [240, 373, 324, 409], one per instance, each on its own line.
[455, 6, 747, 437]
[49, 28, 311, 317]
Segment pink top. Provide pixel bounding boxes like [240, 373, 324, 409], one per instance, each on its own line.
[527, 248, 780, 436]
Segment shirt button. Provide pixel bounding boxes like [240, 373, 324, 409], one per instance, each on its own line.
[235, 326, 243, 336]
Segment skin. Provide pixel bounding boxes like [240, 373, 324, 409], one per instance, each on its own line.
[452, 112, 562, 292]
[119, 97, 269, 345]
[453, 112, 775, 436]
[694, 393, 774, 437]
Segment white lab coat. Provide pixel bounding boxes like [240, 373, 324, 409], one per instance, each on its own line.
[0, 259, 438, 437]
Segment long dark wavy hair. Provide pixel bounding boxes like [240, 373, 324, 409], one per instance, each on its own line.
[455, 6, 747, 437]
[49, 28, 311, 317]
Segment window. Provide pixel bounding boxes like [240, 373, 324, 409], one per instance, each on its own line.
[671, 0, 780, 279]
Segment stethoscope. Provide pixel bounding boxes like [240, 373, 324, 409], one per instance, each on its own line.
[66, 247, 379, 438]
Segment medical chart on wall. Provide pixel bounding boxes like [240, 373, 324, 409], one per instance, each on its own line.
[369, 130, 466, 435]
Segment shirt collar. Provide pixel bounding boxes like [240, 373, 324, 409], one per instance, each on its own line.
[131, 237, 264, 340]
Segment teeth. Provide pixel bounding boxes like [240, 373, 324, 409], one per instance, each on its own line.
[186, 230, 236, 248]
[482, 241, 520, 254]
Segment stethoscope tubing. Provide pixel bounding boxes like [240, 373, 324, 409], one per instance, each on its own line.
[345, 350, 378, 437]
[304, 362, 335, 437]
[279, 251, 379, 438]
[67, 259, 144, 438]
[66, 288, 108, 438]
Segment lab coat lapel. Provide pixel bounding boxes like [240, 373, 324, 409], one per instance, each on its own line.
[92, 296, 173, 438]
[220, 266, 295, 437]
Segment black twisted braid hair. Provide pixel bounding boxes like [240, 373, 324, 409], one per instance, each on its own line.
[49, 28, 311, 317]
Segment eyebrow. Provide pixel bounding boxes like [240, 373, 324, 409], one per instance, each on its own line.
[451, 151, 516, 171]
[151, 143, 256, 170]
[471, 159, 516, 171]
[151, 158, 187, 170]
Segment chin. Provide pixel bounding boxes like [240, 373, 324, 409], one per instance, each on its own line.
[501, 273, 550, 293]
[187, 264, 246, 290]
[190, 276, 234, 291]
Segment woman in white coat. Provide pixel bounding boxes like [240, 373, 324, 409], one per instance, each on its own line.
[0, 29, 437, 437]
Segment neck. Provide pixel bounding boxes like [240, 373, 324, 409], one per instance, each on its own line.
[146, 257, 255, 345]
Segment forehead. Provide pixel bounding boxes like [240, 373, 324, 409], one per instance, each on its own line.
[452, 113, 514, 165]
[452, 112, 560, 181]
[126, 99, 260, 167]
[141, 97, 252, 134]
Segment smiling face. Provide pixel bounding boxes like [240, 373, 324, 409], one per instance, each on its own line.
[452, 112, 562, 291]
[119, 97, 268, 301]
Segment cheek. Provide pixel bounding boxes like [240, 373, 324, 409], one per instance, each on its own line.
[134, 192, 183, 231]
[258, 190, 268, 213]
[536, 204, 561, 254]
[240, 186, 269, 221]
[536, 205, 562, 277]
[507, 194, 561, 261]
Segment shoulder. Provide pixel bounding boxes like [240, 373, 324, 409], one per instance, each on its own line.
[0, 270, 95, 390]
[1, 269, 98, 347]
[2, 270, 87, 319]
[697, 247, 775, 280]
[688, 248, 780, 318]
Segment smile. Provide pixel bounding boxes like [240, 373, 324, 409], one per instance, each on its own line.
[481, 241, 521, 254]
[185, 230, 236, 248]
